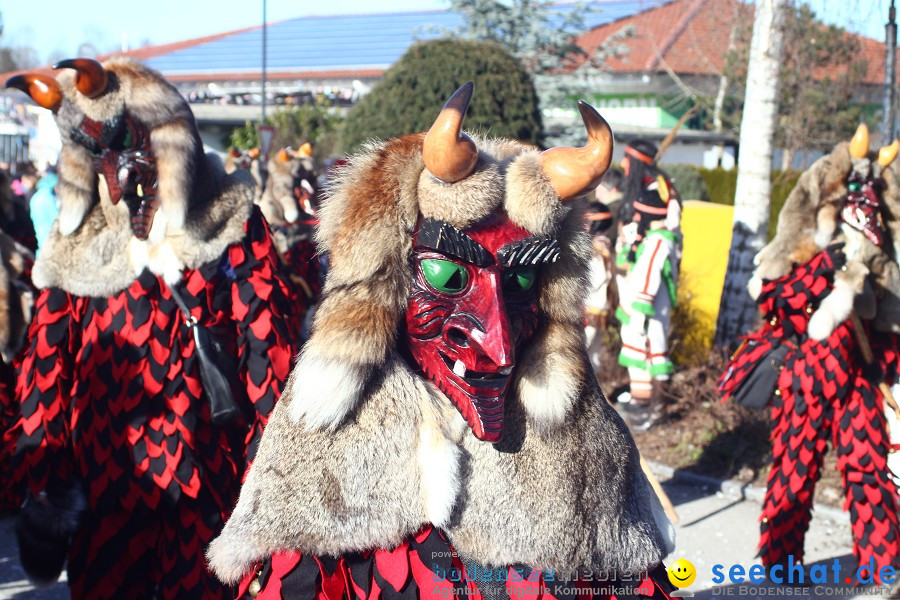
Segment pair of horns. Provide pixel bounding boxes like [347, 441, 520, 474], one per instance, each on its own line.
[5, 58, 107, 112]
[422, 83, 613, 201]
[849, 123, 899, 167]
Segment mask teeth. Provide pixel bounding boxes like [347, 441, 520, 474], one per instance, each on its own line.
[453, 360, 466, 377]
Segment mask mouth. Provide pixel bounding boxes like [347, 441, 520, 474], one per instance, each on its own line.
[438, 350, 511, 389]
[122, 189, 158, 240]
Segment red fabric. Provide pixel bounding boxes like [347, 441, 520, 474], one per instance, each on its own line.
[237, 526, 674, 600]
[10, 207, 299, 598]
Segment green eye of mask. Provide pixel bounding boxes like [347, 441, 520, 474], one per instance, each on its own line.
[421, 259, 468, 294]
[502, 267, 537, 293]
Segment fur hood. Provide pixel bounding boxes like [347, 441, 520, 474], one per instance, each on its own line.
[208, 132, 672, 583]
[30, 58, 255, 296]
[752, 141, 900, 335]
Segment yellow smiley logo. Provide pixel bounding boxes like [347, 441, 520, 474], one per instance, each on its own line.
[667, 558, 696, 588]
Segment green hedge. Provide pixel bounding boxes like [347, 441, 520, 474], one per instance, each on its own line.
[693, 167, 802, 240]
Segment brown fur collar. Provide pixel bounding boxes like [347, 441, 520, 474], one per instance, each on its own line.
[33, 160, 253, 297]
[208, 356, 667, 584]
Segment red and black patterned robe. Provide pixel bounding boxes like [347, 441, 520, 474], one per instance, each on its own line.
[238, 527, 674, 600]
[10, 208, 298, 598]
[719, 249, 900, 584]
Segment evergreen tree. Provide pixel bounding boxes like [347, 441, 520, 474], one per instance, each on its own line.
[339, 39, 543, 153]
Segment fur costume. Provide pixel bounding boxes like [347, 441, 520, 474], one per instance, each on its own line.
[258, 147, 324, 307]
[5, 58, 299, 598]
[208, 85, 675, 600]
[720, 128, 900, 584]
[0, 230, 34, 512]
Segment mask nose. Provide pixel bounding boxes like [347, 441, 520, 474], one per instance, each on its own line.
[443, 272, 513, 368]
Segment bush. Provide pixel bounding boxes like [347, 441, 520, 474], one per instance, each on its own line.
[665, 164, 709, 201]
[229, 101, 342, 162]
[338, 39, 543, 153]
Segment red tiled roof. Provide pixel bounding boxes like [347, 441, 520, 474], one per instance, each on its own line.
[576, 0, 895, 85]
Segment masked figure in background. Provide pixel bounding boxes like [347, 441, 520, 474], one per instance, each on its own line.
[719, 125, 900, 584]
[584, 200, 615, 372]
[207, 84, 675, 599]
[0, 231, 34, 512]
[225, 146, 263, 199]
[258, 144, 322, 333]
[616, 140, 680, 253]
[616, 183, 679, 431]
[5, 58, 298, 598]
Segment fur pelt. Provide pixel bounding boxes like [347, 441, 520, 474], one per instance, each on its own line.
[53, 58, 219, 234]
[208, 132, 670, 583]
[0, 231, 33, 363]
[752, 142, 900, 335]
[33, 161, 252, 297]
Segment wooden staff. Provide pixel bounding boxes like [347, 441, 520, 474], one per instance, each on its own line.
[849, 310, 900, 421]
[653, 105, 699, 163]
[640, 454, 680, 525]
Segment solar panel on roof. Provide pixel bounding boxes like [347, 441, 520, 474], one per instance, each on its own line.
[143, 2, 664, 76]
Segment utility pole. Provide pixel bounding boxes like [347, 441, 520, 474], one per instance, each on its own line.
[885, 0, 897, 143]
[261, 0, 267, 125]
[259, 0, 269, 192]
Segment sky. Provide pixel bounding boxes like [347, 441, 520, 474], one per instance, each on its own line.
[1, 0, 896, 65]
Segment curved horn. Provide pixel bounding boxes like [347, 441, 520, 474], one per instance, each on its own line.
[878, 140, 899, 167]
[540, 101, 613, 201]
[849, 123, 869, 159]
[53, 58, 108, 99]
[423, 82, 478, 183]
[5, 74, 62, 111]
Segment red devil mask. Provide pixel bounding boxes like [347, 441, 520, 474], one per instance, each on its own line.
[71, 112, 159, 240]
[842, 169, 886, 248]
[404, 213, 560, 442]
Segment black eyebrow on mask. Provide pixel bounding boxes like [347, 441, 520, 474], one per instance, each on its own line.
[416, 218, 491, 267]
[498, 236, 561, 267]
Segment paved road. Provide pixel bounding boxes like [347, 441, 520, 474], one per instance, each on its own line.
[0, 476, 890, 599]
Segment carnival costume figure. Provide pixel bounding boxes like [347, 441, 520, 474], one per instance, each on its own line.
[207, 84, 676, 600]
[258, 144, 324, 317]
[616, 183, 679, 430]
[584, 201, 615, 371]
[719, 125, 900, 584]
[5, 58, 298, 598]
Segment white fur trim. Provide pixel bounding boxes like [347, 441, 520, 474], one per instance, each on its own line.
[287, 356, 367, 429]
[58, 202, 88, 236]
[808, 282, 855, 341]
[517, 360, 578, 429]
[814, 229, 832, 249]
[128, 237, 185, 285]
[206, 529, 264, 585]
[417, 420, 461, 527]
[282, 202, 300, 224]
[747, 276, 763, 300]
